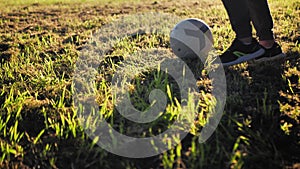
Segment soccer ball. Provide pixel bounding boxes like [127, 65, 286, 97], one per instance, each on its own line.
[170, 18, 213, 59]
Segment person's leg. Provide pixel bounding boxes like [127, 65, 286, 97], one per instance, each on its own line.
[220, 0, 265, 66]
[246, 0, 285, 61]
[246, 0, 274, 48]
[221, 0, 252, 41]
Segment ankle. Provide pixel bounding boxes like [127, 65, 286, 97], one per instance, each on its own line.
[238, 37, 253, 45]
[259, 40, 275, 49]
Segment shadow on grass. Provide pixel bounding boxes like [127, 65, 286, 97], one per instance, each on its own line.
[221, 51, 300, 169]
[60, 52, 299, 169]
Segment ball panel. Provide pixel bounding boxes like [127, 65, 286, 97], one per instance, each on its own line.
[187, 18, 209, 33]
[170, 18, 214, 59]
[186, 18, 214, 45]
[170, 37, 198, 59]
[170, 28, 202, 55]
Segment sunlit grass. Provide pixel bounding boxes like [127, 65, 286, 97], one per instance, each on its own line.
[0, 0, 141, 7]
[0, 0, 299, 168]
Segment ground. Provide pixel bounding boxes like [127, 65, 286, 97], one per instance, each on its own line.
[0, 0, 299, 168]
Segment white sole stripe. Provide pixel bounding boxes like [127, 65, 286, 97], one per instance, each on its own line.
[223, 48, 265, 66]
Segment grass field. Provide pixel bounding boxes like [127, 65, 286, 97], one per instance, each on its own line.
[0, 0, 299, 168]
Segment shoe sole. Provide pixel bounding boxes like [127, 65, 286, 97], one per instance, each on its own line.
[222, 48, 265, 66]
[254, 53, 286, 63]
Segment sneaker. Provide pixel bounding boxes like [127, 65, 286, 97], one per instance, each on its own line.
[254, 42, 286, 62]
[220, 38, 265, 66]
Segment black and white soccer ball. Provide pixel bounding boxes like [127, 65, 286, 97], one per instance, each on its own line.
[170, 18, 213, 59]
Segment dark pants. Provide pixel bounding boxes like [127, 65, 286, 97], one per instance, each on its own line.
[221, 0, 274, 41]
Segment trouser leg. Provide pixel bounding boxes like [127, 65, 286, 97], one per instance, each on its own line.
[221, 0, 274, 41]
[221, 0, 252, 39]
[247, 0, 274, 41]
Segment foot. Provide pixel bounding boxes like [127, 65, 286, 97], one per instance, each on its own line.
[220, 38, 265, 66]
[254, 42, 286, 62]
